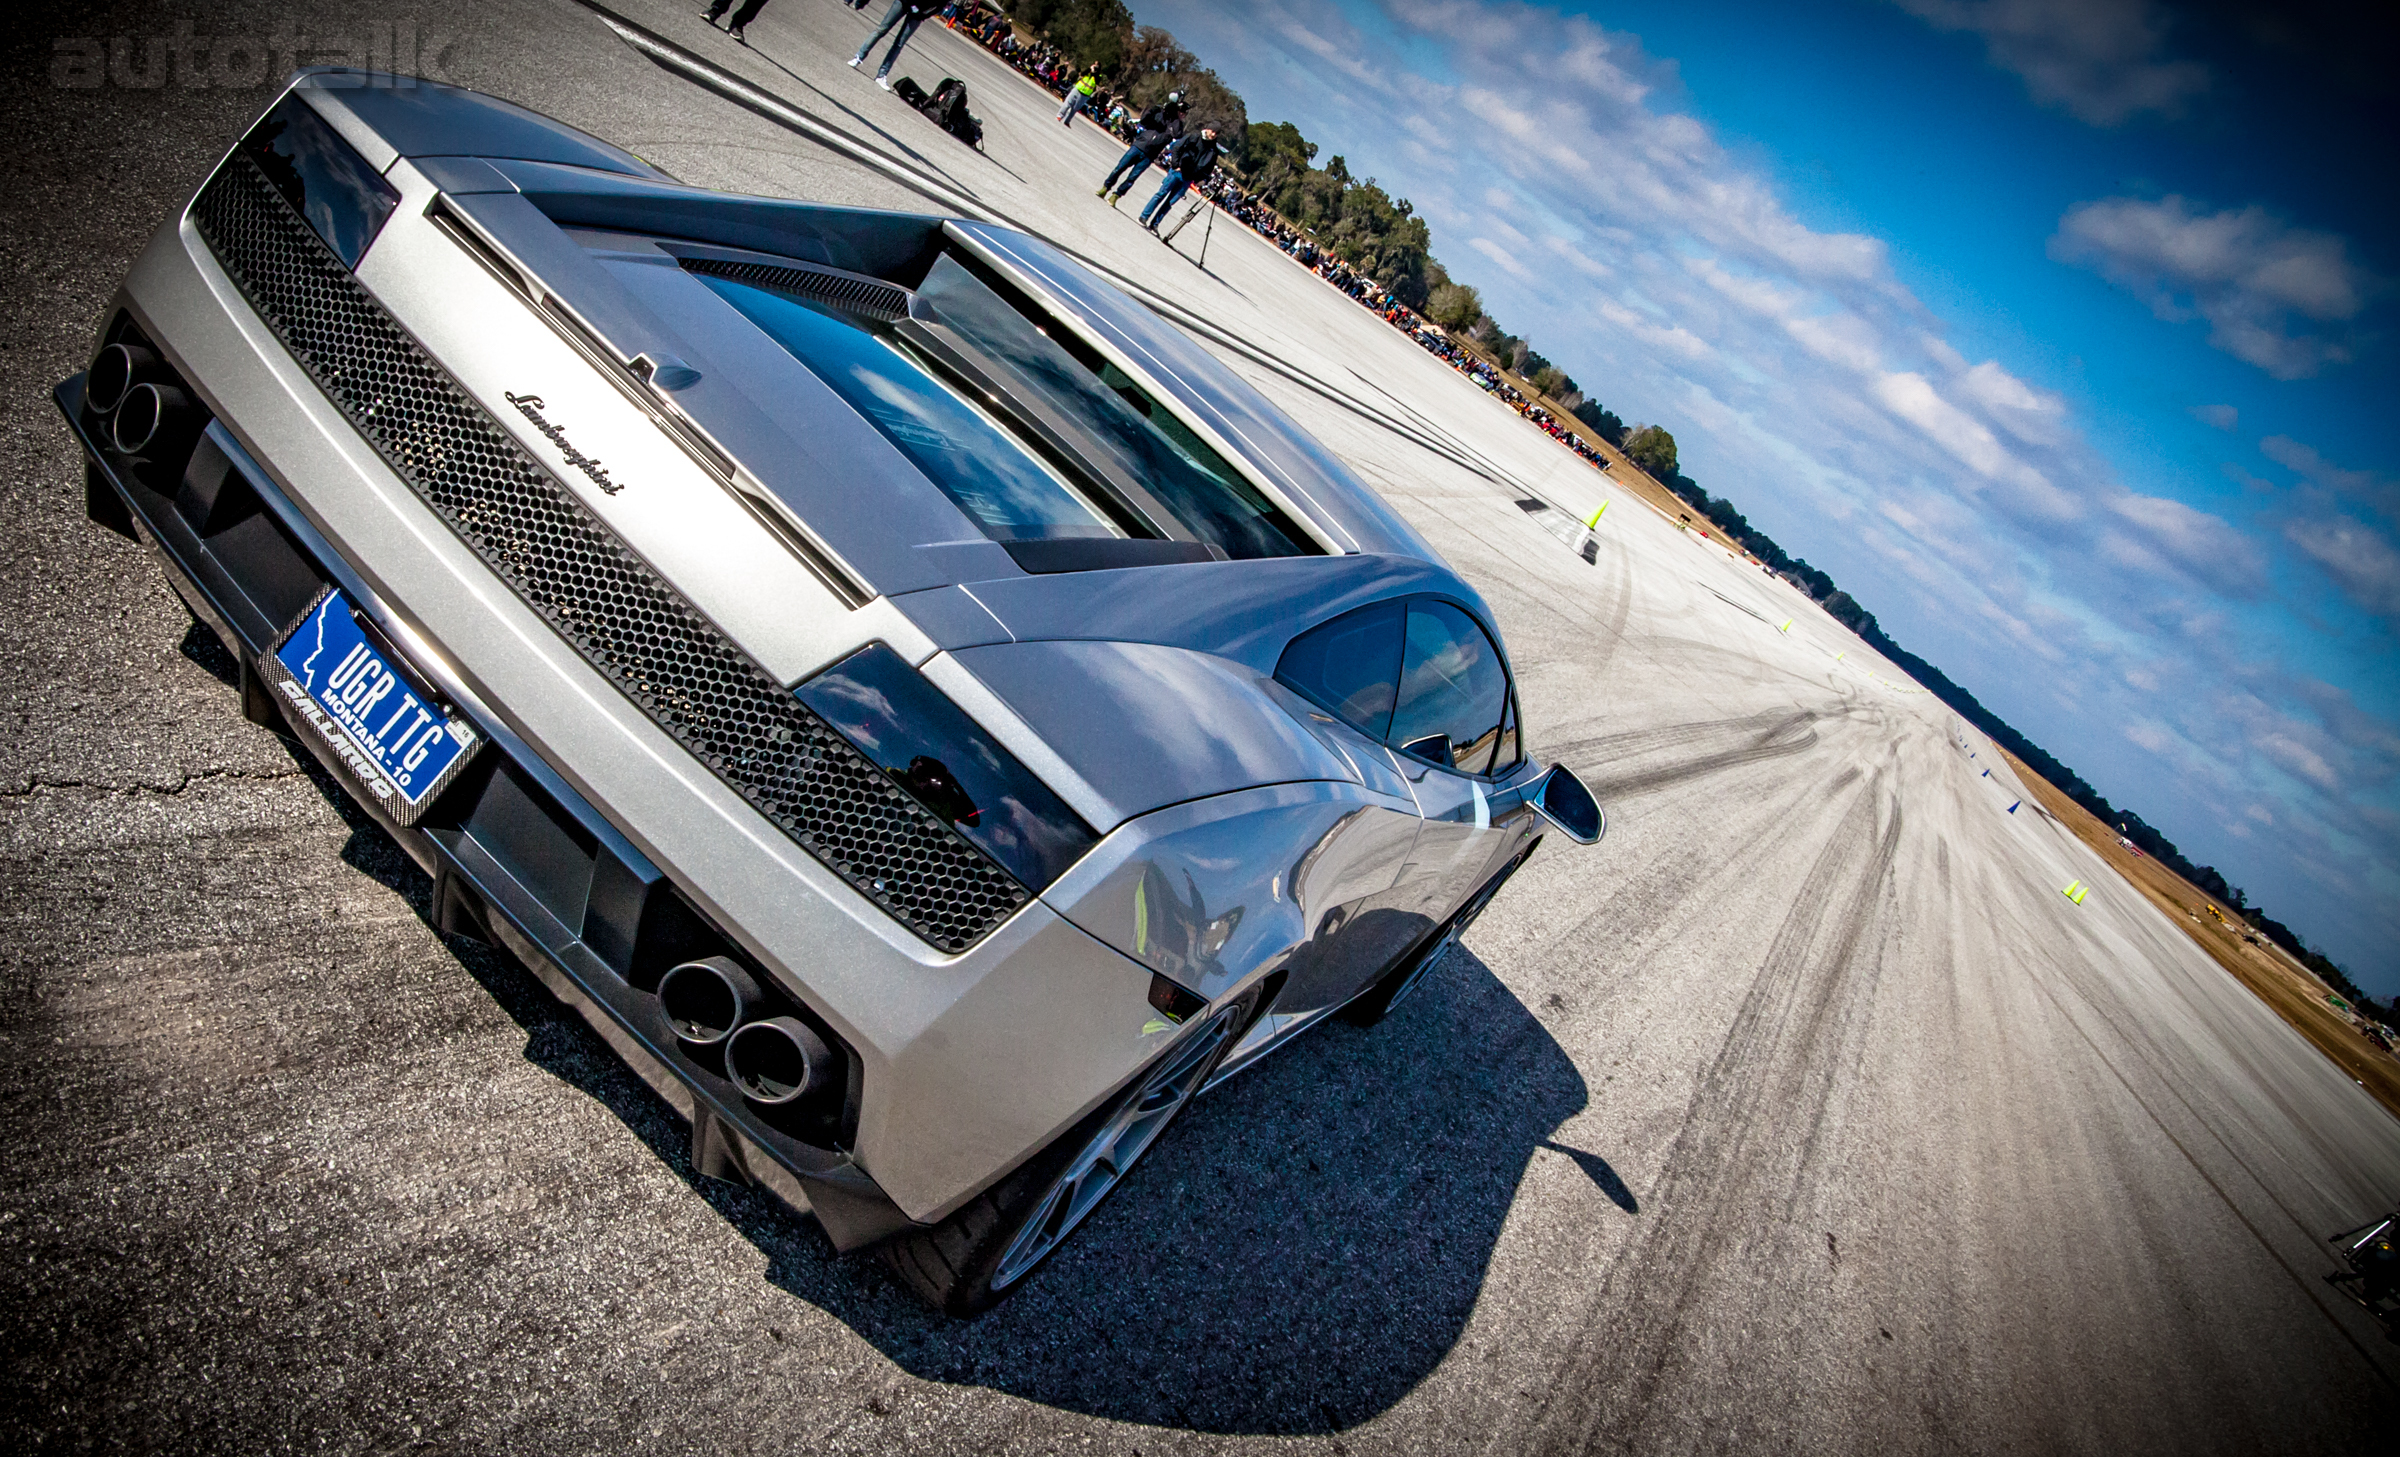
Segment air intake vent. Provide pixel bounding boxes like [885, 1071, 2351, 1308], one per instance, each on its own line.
[191, 147, 1030, 952]
[677, 255, 911, 323]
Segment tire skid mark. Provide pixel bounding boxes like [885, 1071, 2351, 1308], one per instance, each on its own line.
[1527, 702, 1870, 965]
[2047, 920, 2358, 1231]
[1557, 709, 1822, 801]
[1507, 778, 1904, 1455]
[2019, 895, 2400, 1379]
[2015, 957, 2400, 1390]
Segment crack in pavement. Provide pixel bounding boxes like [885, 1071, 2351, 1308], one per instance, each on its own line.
[0, 766, 310, 801]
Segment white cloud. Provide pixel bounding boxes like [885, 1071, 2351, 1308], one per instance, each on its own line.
[1685, 256, 1807, 318]
[1591, 296, 1712, 360]
[1874, 371, 2010, 476]
[1890, 0, 2208, 124]
[2051, 196, 2378, 379]
[1955, 360, 2068, 445]
[2285, 516, 2400, 617]
[2124, 720, 2175, 755]
[1467, 234, 1543, 286]
[2188, 403, 2237, 431]
[2104, 493, 2268, 598]
[2261, 435, 2398, 521]
[1785, 313, 1884, 373]
[2254, 731, 2341, 794]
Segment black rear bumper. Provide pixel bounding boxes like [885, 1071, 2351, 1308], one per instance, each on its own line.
[55, 367, 915, 1252]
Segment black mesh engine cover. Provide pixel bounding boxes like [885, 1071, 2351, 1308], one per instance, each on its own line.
[190, 149, 1031, 952]
[676, 255, 910, 323]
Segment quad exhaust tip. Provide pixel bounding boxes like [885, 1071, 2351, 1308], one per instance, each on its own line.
[657, 955, 763, 1048]
[85, 342, 156, 416]
[725, 1016, 834, 1108]
[110, 381, 196, 459]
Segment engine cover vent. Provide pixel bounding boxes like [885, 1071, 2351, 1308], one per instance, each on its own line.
[677, 254, 911, 323]
[191, 147, 1029, 952]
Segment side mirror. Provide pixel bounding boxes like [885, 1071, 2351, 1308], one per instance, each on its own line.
[1399, 733, 1454, 768]
[1530, 763, 1604, 844]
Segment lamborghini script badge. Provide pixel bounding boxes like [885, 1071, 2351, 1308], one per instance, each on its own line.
[504, 391, 621, 494]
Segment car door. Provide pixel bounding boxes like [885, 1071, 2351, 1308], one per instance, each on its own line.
[1267, 597, 1433, 1013]
[1385, 599, 1516, 925]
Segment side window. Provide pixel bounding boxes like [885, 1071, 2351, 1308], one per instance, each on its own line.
[1494, 692, 1521, 776]
[1389, 601, 1509, 774]
[1274, 599, 1405, 738]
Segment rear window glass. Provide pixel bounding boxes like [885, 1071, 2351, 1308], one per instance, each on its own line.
[1274, 599, 1404, 738]
[696, 272, 1121, 542]
[911, 254, 1315, 561]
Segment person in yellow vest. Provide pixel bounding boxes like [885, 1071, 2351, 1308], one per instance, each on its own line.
[1058, 68, 1100, 127]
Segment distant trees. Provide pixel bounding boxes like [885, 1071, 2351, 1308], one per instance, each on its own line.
[1322, 179, 1433, 304]
[1009, 0, 1134, 78]
[1425, 282, 1482, 331]
[1118, 26, 1247, 142]
[1239, 120, 1315, 183]
[1014, 12, 1250, 143]
[1571, 400, 1627, 445]
[1621, 425, 1679, 480]
[1217, 119, 1437, 305]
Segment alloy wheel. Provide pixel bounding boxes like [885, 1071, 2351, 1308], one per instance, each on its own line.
[991, 1001, 1244, 1289]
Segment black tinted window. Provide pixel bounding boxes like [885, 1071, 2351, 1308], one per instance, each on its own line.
[912, 253, 1316, 560]
[795, 643, 1096, 889]
[240, 94, 399, 268]
[1391, 601, 1509, 774]
[1275, 600, 1404, 738]
[1493, 692, 1521, 776]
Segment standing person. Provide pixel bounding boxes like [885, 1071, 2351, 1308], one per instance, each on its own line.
[850, 0, 937, 87]
[702, 0, 770, 44]
[1058, 68, 1099, 126]
[1138, 126, 1219, 232]
[1096, 92, 1183, 205]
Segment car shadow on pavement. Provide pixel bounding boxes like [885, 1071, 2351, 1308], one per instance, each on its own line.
[804, 951, 1595, 1433]
[177, 617, 242, 687]
[321, 780, 1591, 1436]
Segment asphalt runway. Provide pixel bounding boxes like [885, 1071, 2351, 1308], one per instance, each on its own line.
[6, 2, 2399, 1451]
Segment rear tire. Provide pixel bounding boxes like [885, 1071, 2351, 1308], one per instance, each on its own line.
[1341, 842, 1535, 1028]
[877, 990, 1256, 1317]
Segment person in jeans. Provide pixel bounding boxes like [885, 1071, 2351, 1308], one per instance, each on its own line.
[1097, 94, 1182, 205]
[1058, 69, 1098, 126]
[702, 0, 770, 43]
[1138, 127, 1219, 232]
[851, 0, 938, 86]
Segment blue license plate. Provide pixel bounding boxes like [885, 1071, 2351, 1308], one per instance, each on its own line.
[272, 590, 479, 819]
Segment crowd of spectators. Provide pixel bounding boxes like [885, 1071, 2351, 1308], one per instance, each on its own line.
[937, 6, 1616, 481]
[942, 5, 1086, 100]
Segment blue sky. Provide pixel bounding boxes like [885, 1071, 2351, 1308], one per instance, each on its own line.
[1136, 0, 2400, 991]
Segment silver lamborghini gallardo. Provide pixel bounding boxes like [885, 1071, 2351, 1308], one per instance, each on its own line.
[57, 72, 1604, 1315]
